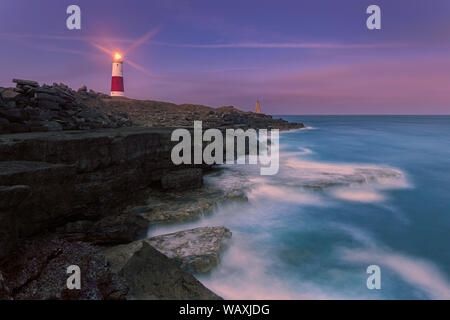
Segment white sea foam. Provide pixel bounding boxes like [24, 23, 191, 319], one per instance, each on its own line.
[280, 157, 409, 203]
[248, 184, 323, 205]
[150, 140, 415, 299]
[211, 149, 410, 206]
[331, 188, 385, 203]
[197, 230, 352, 300]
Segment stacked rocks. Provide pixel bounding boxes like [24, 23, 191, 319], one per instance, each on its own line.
[0, 79, 132, 134]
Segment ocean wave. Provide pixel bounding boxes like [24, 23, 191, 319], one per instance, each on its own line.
[209, 152, 410, 206]
[340, 248, 450, 299]
[198, 231, 352, 300]
[280, 157, 410, 203]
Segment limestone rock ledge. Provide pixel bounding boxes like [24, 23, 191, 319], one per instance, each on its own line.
[134, 187, 248, 225]
[148, 227, 232, 273]
[104, 226, 232, 274]
[0, 127, 205, 259]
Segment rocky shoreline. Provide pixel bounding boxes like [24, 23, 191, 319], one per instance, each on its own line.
[0, 79, 304, 300]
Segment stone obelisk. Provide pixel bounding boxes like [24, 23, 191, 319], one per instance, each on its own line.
[255, 100, 261, 114]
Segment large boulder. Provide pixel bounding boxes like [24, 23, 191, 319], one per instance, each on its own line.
[104, 226, 231, 274]
[13, 79, 39, 87]
[148, 226, 232, 273]
[103, 242, 220, 300]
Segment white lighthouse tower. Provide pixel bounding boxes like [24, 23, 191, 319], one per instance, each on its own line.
[111, 52, 124, 97]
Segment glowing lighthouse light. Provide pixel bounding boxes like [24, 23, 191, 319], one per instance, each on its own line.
[111, 52, 124, 97]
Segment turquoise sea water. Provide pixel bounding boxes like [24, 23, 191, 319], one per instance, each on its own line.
[151, 115, 450, 299]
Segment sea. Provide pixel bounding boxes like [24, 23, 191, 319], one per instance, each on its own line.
[149, 115, 450, 300]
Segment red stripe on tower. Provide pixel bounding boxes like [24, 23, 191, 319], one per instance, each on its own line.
[111, 52, 124, 97]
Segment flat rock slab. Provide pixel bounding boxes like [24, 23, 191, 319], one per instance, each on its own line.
[104, 226, 231, 274]
[148, 226, 232, 273]
[0, 127, 173, 172]
[137, 187, 247, 224]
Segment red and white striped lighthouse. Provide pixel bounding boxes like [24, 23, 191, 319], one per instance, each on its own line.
[111, 52, 124, 97]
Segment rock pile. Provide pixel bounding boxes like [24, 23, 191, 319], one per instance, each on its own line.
[0, 79, 132, 134]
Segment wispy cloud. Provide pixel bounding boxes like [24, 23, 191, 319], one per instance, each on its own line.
[151, 41, 409, 49]
[0, 32, 136, 44]
[0, 33, 407, 50]
[201, 66, 262, 73]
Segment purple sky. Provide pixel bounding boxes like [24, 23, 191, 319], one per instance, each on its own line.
[1, 0, 450, 114]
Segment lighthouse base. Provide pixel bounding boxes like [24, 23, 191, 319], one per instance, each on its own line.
[111, 91, 125, 97]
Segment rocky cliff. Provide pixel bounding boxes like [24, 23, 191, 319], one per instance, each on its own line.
[0, 79, 304, 300]
[0, 127, 217, 300]
[0, 127, 207, 256]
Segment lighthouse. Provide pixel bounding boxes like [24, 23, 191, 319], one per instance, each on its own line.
[111, 52, 124, 97]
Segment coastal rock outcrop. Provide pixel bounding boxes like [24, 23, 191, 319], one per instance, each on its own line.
[97, 99, 304, 130]
[0, 127, 205, 259]
[148, 227, 232, 273]
[103, 242, 220, 300]
[0, 79, 132, 134]
[104, 227, 231, 274]
[1, 78, 304, 134]
[134, 186, 248, 225]
[0, 77, 305, 300]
